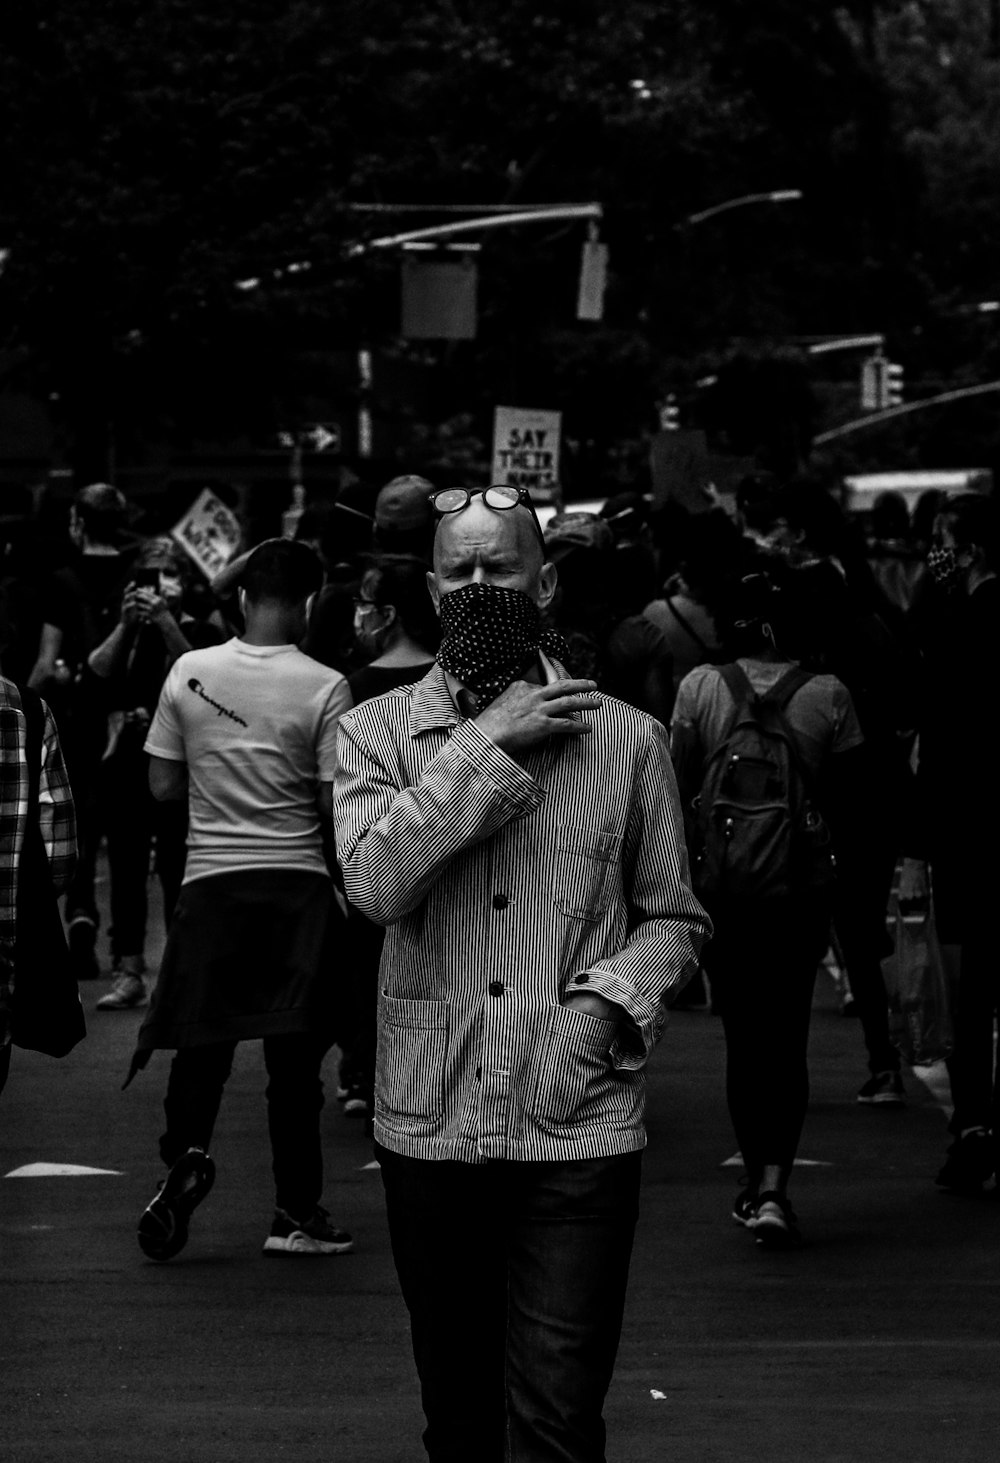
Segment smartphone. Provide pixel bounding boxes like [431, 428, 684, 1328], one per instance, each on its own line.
[132, 567, 161, 590]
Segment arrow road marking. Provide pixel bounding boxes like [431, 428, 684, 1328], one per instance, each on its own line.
[5, 1163, 123, 1178]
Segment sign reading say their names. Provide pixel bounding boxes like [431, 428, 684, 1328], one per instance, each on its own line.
[171, 488, 242, 581]
[492, 406, 561, 501]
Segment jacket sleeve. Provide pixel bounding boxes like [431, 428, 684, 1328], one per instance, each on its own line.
[566, 719, 712, 1069]
[37, 703, 77, 894]
[334, 711, 544, 925]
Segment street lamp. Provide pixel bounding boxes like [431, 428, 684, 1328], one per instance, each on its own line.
[680, 189, 803, 228]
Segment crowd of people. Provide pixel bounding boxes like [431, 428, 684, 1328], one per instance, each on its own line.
[1, 465, 996, 1462]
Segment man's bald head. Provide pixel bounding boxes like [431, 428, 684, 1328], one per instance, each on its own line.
[428, 496, 556, 612]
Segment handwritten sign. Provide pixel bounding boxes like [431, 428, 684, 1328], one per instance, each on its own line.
[170, 488, 242, 580]
[492, 406, 561, 502]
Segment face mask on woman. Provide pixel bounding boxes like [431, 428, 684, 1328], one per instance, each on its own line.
[925, 545, 967, 592]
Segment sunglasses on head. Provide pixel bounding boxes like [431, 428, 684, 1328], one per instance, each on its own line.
[428, 484, 547, 551]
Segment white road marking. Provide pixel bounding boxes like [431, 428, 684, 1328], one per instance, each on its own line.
[4, 1163, 123, 1178]
[650, 1390, 667, 1400]
[720, 1152, 831, 1168]
[359, 1160, 381, 1171]
[910, 1061, 952, 1114]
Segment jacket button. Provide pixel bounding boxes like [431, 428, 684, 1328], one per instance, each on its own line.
[575, 972, 590, 984]
[488, 981, 504, 997]
[492, 893, 509, 910]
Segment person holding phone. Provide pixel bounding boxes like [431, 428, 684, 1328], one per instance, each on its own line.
[86, 540, 222, 1009]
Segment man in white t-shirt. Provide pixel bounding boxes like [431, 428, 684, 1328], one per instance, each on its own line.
[130, 540, 355, 1263]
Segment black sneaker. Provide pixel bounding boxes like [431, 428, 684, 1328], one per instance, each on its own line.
[753, 1191, 802, 1249]
[67, 915, 100, 981]
[262, 1205, 354, 1256]
[857, 1071, 905, 1106]
[936, 1128, 995, 1194]
[732, 1188, 757, 1228]
[137, 1147, 216, 1261]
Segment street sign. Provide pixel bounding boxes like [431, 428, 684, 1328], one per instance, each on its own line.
[301, 422, 341, 452]
[401, 253, 478, 339]
[577, 239, 609, 322]
[492, 406, 561, 501]
[170, 488, 242, 581]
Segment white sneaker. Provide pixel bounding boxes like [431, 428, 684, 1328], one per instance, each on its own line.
[96, 973, 147, 1010]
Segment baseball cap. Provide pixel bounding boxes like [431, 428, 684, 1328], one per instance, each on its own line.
[375, 475, 436, 534]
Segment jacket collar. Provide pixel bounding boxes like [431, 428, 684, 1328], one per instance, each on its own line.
[407, 655, 563, 737]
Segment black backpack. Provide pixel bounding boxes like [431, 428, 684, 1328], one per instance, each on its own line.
[689, 663, 835, 902]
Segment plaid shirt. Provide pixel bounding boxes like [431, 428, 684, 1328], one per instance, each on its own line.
[0, 678, 78, 1046]
[334, 660, 710, 1164]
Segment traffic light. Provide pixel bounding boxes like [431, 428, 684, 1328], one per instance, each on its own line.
[659, 394, 680, 431]
[883, 361, 904, 408]
[860, 355, 883, 412]
[860, 356, 904, 411]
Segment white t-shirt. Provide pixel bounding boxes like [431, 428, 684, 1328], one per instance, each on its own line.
[145, 638, 352, 884]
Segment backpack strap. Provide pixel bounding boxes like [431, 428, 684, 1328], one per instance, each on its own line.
[717, 661, 755, 709]
[762, 665, 814, 713]
[666, 597, 709, 655]
[759, 666, 820, 791]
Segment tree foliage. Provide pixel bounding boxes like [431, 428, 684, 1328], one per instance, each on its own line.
[0, 0, 998, 478]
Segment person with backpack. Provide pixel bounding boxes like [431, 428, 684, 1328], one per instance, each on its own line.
[670, 557, 865, 1247]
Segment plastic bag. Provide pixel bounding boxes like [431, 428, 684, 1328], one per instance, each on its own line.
[881, 898, 954, 1066]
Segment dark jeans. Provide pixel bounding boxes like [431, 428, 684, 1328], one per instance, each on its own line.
[336, 905, 382, 1104]
[161, 1032, 332, 1217]
[376, 1145, 642, 1463]
[0, 1042, 10, 1099]
[704, 896, 831, 1185]
[834, 842, 899, 1075]
[103, 735, 186, 959]
[944, 912, 999, 1138]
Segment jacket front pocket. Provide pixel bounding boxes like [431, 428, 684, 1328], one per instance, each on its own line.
[553, 826, 622, 921]
[530, 1002, 617, 1127]
[377, 995, 448, 1125]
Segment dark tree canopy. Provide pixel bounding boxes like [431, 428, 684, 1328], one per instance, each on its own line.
[0, 0, 997, 480]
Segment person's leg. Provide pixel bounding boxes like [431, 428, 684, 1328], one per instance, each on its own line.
[140, 1042, 232, 1261]
[159, 1042, 237, 1167]
[835, 848, 900, 1082]
[63, 756, 102, 976]
[103, 745, 152, 965]
[0, 1042, 11, 1099]
[707, 899, 826, 1209]
[505, 1151, 642, 1463]
[377, 1146, 507, 1463]
[261, 1031, 333, 1218]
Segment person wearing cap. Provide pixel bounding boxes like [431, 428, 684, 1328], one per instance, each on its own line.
[373, 474, 437, 561]
[28, 483, 137, 981]
[335, 482, 708, 1462]
[545, 510, 675, 723]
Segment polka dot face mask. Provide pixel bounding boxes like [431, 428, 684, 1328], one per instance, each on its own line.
[437, 582, 545, 708]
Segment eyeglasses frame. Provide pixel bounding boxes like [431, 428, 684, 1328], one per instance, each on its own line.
[428, 483, 547, 553]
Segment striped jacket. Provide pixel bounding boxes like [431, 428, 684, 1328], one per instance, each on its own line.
[334, 661, 710, 1163]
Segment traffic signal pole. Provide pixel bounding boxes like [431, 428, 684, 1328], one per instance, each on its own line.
[814, 380, 1000, 445]
[348, 204, 603, 256]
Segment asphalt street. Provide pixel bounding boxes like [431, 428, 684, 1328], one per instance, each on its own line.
[2, 869, 998, 1463]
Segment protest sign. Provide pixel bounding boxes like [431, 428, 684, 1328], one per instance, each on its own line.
[492, 406, 561, 502]
[170, 488, 242, 580]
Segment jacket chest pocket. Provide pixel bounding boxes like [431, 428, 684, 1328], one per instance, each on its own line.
[553, 825, 623, 921]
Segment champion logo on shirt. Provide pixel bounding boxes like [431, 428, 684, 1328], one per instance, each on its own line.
[187, 678, 248, 727]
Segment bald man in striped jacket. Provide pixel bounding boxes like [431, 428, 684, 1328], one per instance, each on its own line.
[334, 488, 709, 1463]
